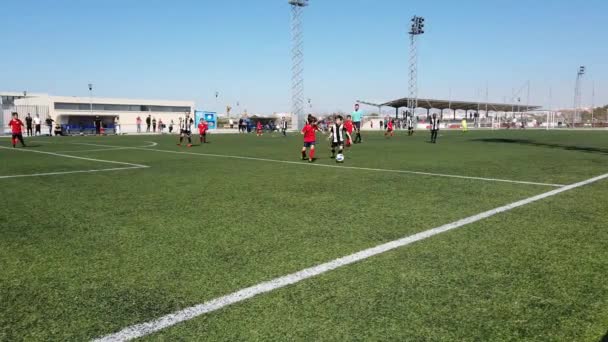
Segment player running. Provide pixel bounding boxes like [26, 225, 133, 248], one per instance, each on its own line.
[301, 115, 318, 163]
[344, 115, 354, 147]
[384, 118, 394, 138]
[328, 115, 351, 160]
[177, 113, 194, 147]
[8, 113, 26, 148]
[198, 119, 209, 144]
[256, 121, 263, 136]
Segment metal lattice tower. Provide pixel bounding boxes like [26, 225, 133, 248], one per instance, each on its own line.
[407, 16, 424, 119]
[573, 66, 585, 125]
[407, 34, 418, 118]
[289, 0, 308, 130]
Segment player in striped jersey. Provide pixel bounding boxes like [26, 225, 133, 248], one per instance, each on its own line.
[328, 115, 352, 160]
[407, 115, 415, 136]
[429, 113, 440, 143]
[177, 113, 194, 147]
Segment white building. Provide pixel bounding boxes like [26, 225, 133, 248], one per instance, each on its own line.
[1, 92, 194, 134]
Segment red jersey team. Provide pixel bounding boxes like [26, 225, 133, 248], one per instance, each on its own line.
[8, 113, 27, 148]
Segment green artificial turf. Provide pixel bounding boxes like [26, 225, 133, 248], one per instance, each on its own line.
[0, 129, 606, 341]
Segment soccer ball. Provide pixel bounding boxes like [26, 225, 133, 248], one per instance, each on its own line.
[336, 153, 345, 163]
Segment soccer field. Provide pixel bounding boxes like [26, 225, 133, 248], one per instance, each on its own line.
[1, 130, 607, 341]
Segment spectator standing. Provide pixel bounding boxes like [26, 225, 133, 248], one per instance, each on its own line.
[169, 120, 174, 133]
[25, 113, 33, 136]
[136, 116, 142, 133]
[33, 114, 41, 136]
[152, 117, 157, 133]
[94, 116, 102, 135]
[146, 115, 151, 132]
[229, 118, 234, 129]
[158, 119, 163, 133]
[45, 116, 54, 136]
[280, 117, 288, 136]
[114, 116, 121, 135]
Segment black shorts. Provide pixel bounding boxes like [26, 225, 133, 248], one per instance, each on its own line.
[354, 122, 361, 130]
[331, 141, 344, 148]
[181, 130, 191, 135]
[12, 133, 23, 139]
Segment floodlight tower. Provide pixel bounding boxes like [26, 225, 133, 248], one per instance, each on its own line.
[573, 66, 585, 125]
[407, 16, 425, 119]
[289, 0, 308, 130]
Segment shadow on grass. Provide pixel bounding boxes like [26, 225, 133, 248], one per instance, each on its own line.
[471, 138, 608, 155]
[600, 330, 608, 342]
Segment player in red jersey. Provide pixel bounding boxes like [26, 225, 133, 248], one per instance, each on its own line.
[198, 119, 209, 144]
[344, 115, 354, 147]
[384, 118, 394, 138]
[256, 121, 263, 136]
[8, 112, 26, 148]
[301, 115, 318, 163]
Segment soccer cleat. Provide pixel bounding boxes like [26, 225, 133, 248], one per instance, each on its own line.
[187, 144, 192, 148]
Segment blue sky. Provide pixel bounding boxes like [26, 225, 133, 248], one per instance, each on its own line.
[1, 0, 606, 114]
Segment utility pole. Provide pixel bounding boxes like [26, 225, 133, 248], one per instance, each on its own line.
[289, 0, 308, 130]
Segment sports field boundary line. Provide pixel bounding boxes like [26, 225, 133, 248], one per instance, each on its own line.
[70, 142, 564, 187]
[0, 166, 145, 179]
[94, 172, 608, 342]
[0, 146, 149, 169]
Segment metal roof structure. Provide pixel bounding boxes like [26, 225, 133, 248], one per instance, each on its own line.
[360, 97, 541, 112]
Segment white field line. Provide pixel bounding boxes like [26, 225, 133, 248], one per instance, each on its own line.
[70, 142, 564, 187]
[94, 172, 608, 342]
[55, 147, 132, 153]
[0, 146, 148, 168]
[0, 166, 144, 179]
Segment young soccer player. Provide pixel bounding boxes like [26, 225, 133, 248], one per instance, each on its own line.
[178, 113, 193, 147]
[430, 113, 440, 143]
[344, 115, 354, 147]
[328, 115, 351, 159]
[256, 121, 263, 136]
[8, 113, 26, 148]
[384, 118, 395, 138]
[301, 116, 318, 163]
[198, 118, 209, 144]
[407, 115, 415, 136]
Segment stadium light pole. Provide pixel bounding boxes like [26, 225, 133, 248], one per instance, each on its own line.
[573, 66, 585, 126]
[407, 16, 425, 120]
[88, 83, 93, 116]
[289, 0, 308, 130]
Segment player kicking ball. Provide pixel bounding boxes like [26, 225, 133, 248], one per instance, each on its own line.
[384, 118, 394, 138]
[8, 112, 27, 148]
[328, 115, 351, 162]
[198, 119, 209, 144]
[177, 113, 194, 147]
[301, 115, 319, 163]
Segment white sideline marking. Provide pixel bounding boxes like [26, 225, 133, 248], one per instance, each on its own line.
[55, 147, 132, 153]
[69, 142, 564, 187]
[0, 146, 148, 169]
[0, 166, 144, 179]
[94, 172, 608, 342]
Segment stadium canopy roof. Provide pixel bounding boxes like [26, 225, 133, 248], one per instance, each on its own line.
[359, 97, 541, 112]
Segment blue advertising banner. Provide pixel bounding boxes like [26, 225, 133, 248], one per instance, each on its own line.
[194, 111, 217, 130]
